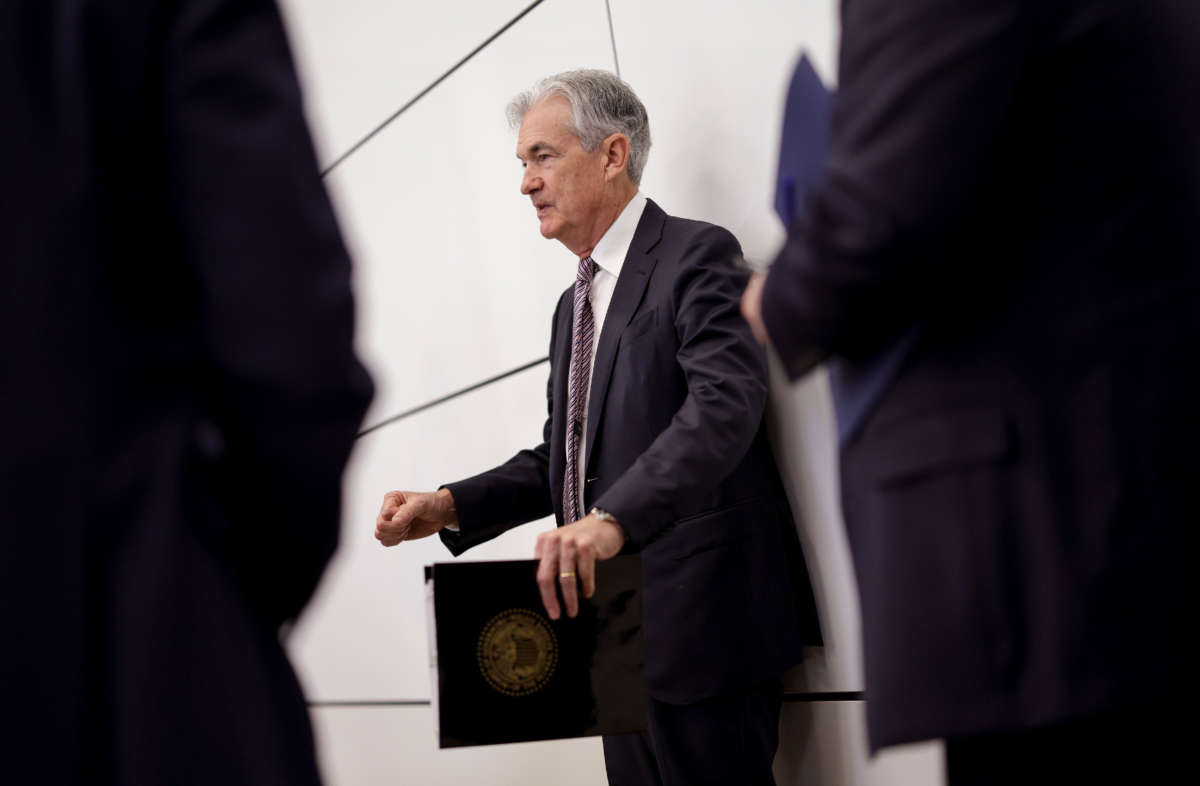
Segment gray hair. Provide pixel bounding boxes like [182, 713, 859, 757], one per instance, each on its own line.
[506, 69, 652, 184]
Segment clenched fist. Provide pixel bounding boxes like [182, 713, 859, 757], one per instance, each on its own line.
[375, 488, 457, 547]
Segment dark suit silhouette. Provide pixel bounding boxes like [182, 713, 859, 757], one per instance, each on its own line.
[442, 200, 819, 783]
[760, 0, 1200, 774]
[0, 0, 373, 782]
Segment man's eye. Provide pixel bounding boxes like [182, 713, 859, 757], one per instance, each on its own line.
[537, 154, 551, 163]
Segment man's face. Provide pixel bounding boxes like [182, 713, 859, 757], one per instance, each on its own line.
[516, 96, 608, 252]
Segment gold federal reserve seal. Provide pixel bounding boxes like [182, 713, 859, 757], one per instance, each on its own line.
[477, 609, 558, 697]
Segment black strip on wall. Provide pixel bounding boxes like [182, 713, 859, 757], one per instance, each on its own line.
[782, 691, 865, 703]
[309, 700, 432, 708]
[309, 692, 866, 708]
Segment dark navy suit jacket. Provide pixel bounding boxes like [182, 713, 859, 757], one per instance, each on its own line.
[762, 0, 1200, 749]
[443, 200, 820, 703]
[1, 0, 373, 782]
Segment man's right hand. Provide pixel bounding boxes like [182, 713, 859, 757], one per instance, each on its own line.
[375, 489, 457, 547]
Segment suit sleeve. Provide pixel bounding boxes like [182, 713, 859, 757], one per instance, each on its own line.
[595, 228, 768, 549]
[761, 0, 1035, 378]
[438, 293, 566, 555]
[162, 0, 373, 624]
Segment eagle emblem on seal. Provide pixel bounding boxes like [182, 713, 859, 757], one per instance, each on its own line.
[476, 608, 558, 696]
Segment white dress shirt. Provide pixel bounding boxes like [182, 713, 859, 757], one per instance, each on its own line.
[568, 191, 648, 518]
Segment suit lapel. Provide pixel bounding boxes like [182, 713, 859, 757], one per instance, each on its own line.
[550, 289, 573, 522]
[584, 200, 665, 469]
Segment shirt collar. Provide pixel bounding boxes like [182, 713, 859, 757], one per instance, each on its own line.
[587, 192, 648, 279]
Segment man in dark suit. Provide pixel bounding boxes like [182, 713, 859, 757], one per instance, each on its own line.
[376, 69, 819, 785]
[742, 0, 1200, 782]
[1, 0, 373, 783]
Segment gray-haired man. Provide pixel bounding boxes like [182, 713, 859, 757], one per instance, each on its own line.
[376, 70, 820, 785]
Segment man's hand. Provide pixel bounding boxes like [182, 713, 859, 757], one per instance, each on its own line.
[740, 271, 769, 346]
[375, 489, 457, 547]
[534, 513, 626, 620]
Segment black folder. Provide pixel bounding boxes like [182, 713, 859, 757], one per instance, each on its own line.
[426, 556, 647, 748]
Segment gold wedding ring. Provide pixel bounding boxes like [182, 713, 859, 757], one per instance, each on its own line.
[559, 571, 576, 579]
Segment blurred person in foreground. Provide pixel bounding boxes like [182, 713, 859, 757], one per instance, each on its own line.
[376, 69, 819, 785]
[741, 0, 1200, 783]
[0, 0, 373, 783]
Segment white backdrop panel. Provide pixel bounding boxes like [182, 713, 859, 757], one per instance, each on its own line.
[773, 363, 864, 694]
[610, 0, 838, 262]
[290, 364, 558, 701]
[310, 706, 608, 786]
[775, 702, 944, 786]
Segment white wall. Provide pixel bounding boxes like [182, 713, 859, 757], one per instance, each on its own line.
[276, 1, 944, 783]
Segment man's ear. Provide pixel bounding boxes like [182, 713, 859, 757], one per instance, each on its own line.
[602, 133, 631, 181]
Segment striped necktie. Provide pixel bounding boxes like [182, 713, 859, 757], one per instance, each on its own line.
[563, 256, 597, 524]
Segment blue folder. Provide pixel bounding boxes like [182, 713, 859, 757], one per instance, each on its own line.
[774, 54, 918, 446]
[775, 54, 833, 228]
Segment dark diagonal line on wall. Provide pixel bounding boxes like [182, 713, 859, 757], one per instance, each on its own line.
[320, 0, 549, 177]
[604, 0, 621, 78]
[356, 357, 549, 439]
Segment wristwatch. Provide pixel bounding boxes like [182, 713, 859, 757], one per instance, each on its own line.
[589, 506, 617, 524]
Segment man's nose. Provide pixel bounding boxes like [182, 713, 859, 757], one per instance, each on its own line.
[521, 169, 540, 195]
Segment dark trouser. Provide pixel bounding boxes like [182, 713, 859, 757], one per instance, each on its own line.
[602, 680, 782, 786]
[945, 702, 1183, 786]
